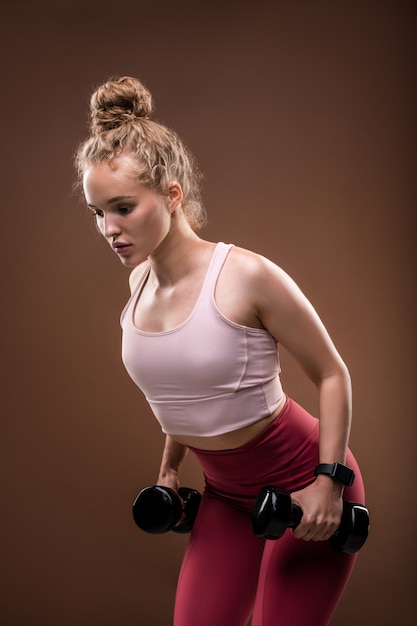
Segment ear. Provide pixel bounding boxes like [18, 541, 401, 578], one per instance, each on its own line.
[167, 181, 183, 212]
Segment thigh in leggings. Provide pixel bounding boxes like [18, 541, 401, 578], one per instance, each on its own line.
[174, 493, 265, 626]
[174, 398, 366, 626]
[252, 522, 358, 626]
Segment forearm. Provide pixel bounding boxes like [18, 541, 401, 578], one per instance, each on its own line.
[317, 365, 352, 467]
[157, 435, 188, 483]
[291, 366, 352, 539]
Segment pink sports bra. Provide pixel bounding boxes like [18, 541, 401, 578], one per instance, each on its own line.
[120, 242, 284, 437]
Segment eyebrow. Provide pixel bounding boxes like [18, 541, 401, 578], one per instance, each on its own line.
[87, 195, 136, 208]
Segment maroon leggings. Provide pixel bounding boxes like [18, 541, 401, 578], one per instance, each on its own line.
[174, 397, 366, 626]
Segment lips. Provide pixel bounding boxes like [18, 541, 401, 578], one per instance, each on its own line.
[112, 242, 132, 254]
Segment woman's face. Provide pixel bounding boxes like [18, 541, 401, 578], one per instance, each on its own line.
[83, 155, 173, 267]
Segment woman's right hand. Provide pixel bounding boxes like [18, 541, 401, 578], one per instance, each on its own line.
[156, 468, 181, 493]
[156, 435, 188, 494]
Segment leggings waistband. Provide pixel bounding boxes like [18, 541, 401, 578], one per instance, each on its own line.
[188, 397, 321, 509]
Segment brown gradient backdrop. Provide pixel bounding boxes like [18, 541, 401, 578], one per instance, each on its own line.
[1, 1, 415, 624]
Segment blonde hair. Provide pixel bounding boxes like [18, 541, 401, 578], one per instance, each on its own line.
[75, 75, 206, 230]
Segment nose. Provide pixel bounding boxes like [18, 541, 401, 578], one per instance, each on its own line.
[101, 213, 121, 239]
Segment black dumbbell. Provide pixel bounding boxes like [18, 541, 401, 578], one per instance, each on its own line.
[132, 485, 201, 534]
[252, 485, 369, 554]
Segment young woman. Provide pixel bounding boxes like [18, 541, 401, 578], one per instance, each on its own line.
[75, 75, 366, 626]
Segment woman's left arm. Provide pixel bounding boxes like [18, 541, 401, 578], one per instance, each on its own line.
[251, 253, 352, 541]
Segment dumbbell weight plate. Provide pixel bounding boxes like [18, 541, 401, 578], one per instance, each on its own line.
[329, 502, 370, 554]
[133, 486, 183, 534]
[252, 485, 293, 539]
[172, 488, 202, 534]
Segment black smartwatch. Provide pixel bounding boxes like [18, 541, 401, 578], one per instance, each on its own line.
[314, 462, 355, 487]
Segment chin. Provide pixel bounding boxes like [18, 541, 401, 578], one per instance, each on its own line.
[121, 259, 139, 268]
[120, 254, 147, 268]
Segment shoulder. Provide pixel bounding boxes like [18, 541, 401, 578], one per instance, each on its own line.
[225, 245, 308, 316]
[215, 244, 309, 331]
[227, 245, 292, 288]
[128, 261, 150, 295]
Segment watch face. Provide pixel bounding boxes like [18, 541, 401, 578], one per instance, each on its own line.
[334, 463, 355, 486]
[315, 463, 355, 486]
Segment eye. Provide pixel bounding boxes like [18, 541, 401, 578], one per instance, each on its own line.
[90, 208, 104, 218]
[117, 206, 132, 215]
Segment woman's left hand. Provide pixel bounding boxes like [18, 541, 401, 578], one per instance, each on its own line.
[290, 477, 344, 541]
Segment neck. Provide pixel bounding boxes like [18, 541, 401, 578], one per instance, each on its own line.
[147, 219, 211, 287]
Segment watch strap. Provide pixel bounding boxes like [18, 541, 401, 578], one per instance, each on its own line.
[314, 462, 355, 487]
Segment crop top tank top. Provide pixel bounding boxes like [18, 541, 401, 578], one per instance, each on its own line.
[120, 242, 284, 437]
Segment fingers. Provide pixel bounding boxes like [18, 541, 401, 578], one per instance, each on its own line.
[292, 510, 340, 541]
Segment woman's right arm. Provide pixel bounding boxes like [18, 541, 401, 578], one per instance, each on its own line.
[157, 435, 188, 492]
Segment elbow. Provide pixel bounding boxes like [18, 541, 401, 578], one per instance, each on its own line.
[316, 359, 351, 391]
[338, 360, 351, 387]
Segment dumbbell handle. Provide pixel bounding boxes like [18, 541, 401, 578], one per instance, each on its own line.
[252, 486, 369, 554]
[288, 499, 370, 554]
[287, 503, 303, 529]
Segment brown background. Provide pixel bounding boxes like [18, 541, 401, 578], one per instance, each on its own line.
[1, 1, 415, 624]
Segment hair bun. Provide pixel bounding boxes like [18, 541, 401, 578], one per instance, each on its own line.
[89, 75, 154, 132]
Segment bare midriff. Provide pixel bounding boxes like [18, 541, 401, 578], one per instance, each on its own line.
[171, 395, 287, 451]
